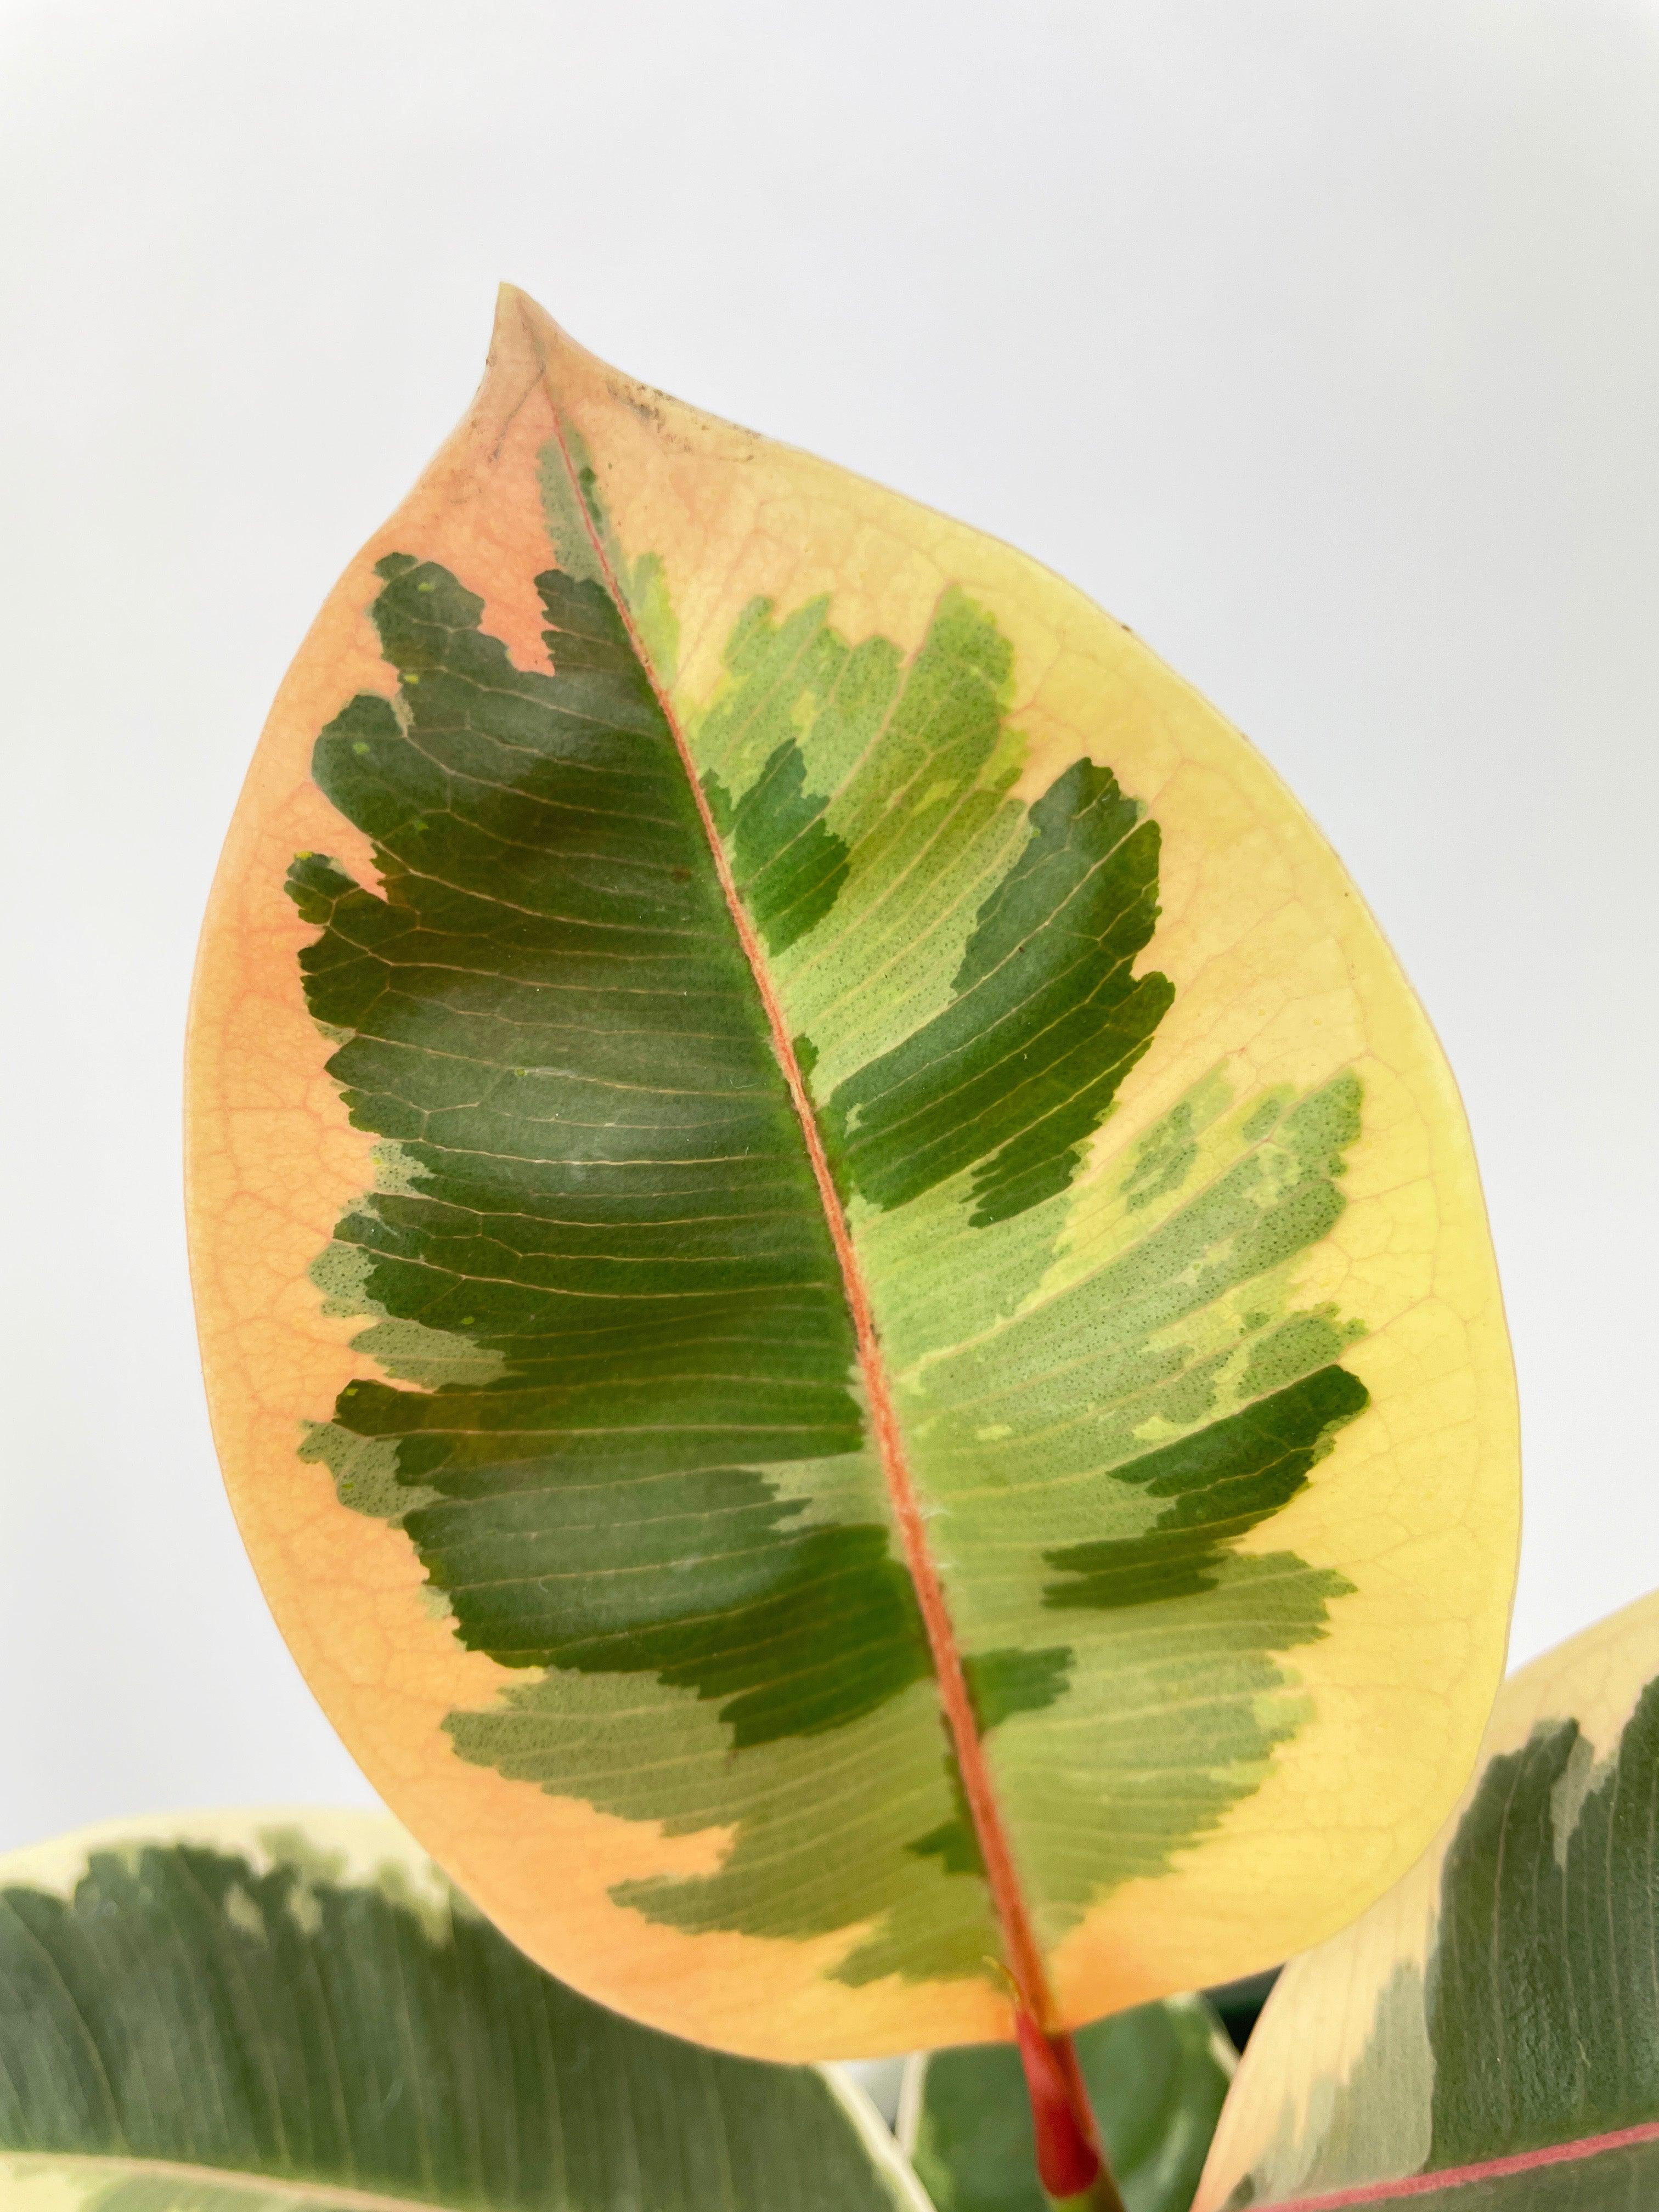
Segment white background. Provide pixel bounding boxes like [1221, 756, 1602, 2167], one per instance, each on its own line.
[2, 1, 1655, 1860]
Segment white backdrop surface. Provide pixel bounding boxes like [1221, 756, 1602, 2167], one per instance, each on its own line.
[2, 0, 1655, 1857]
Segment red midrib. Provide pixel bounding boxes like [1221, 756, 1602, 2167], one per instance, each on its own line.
[537, 368, 1057, 2037]
[1246, 2119, 1659, 2208]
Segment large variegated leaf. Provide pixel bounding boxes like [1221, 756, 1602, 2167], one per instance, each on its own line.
[902, 1997, 1233, 2212]
[186, 286, 1519, 2062]
[0, 1809, 924, 2212]
[1195, 1592, 1659, 2209]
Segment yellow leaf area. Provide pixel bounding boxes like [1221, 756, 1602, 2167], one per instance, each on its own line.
[186, 287, 1517, 2060]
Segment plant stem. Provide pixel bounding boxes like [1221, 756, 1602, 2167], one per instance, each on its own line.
[1015, 2012, 1126, 2212]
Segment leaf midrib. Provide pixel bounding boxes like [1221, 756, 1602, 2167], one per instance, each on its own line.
[1251, 2114, 1659, 2207]
[527, 304, 1049, 2031]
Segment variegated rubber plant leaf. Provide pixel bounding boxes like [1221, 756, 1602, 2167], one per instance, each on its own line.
[187, 289, 1519, 2080]
[1195, 1592, 1659, 2210]
[0, 1809, 923, 2212]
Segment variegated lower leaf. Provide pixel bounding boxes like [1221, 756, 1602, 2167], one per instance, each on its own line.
[1195, 1592, 1659, 2209]
[186, 287, 1519, 2061]
[0, 1810, 923, 2212]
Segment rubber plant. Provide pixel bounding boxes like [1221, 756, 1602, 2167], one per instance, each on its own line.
[18, 288, 1528, 2210]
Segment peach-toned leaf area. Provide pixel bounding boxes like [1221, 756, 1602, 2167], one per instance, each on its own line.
[186, 288, 1518, 2061]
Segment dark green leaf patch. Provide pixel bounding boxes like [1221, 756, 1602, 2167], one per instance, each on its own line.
[705, 741, 850, 953]
[413, 1465, 930, 1746]
[1043, 1365, 1369, 1613]
[289, 555, 932, 1754]
[964, 1645, 1076, 1731]
[825, 758, 1174, 1225]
